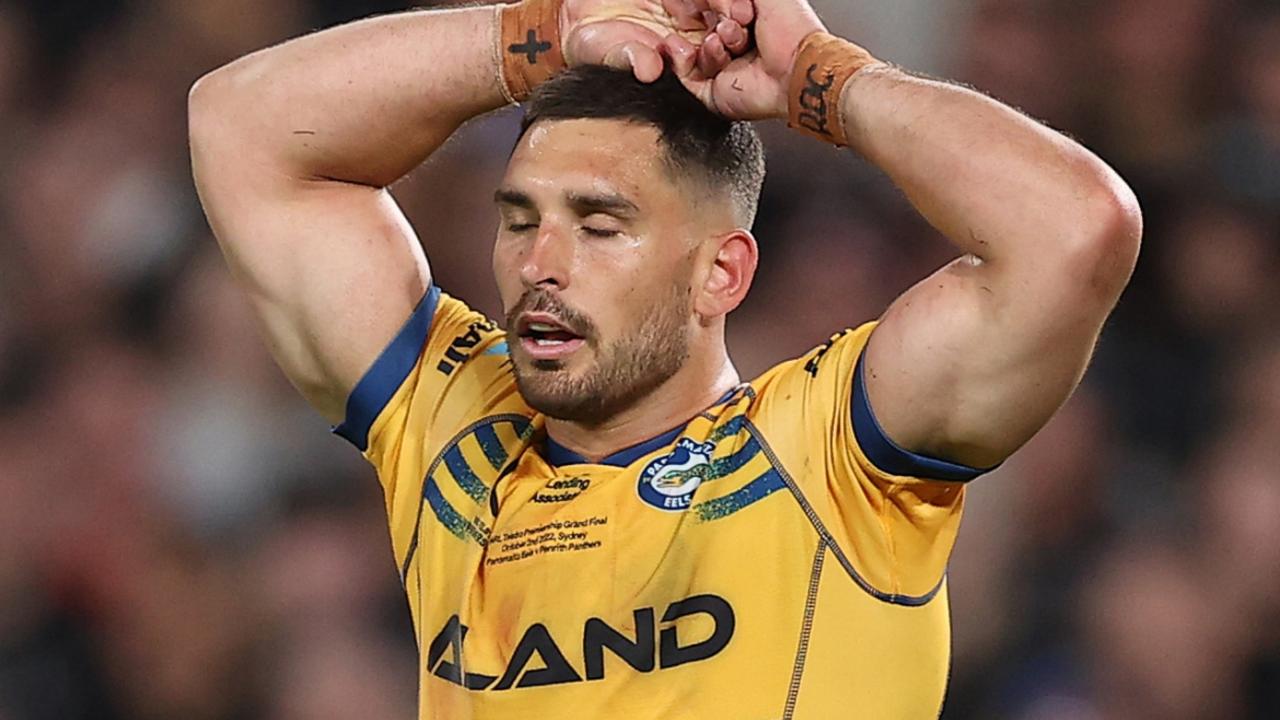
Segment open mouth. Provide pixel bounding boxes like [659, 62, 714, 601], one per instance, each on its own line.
[516, 313, 587, 361]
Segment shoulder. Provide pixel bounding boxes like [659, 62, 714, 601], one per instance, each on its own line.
[336, 287, 530, 457]
[747, 322, 877, 408]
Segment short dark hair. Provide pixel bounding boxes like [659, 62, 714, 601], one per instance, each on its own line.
[520, 66, 766, 228]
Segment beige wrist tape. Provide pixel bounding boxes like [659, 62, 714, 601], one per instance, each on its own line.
[498, 0, 567, 104]
[787, 32, 885, 147]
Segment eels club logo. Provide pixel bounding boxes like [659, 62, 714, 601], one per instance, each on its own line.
[638, 438, 715, 512]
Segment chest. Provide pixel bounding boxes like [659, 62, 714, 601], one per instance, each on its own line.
[409, 421, 822, 687]
[479, 455, 728, 612]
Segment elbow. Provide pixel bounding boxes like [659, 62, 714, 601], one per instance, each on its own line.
[188, 71, 223, 163]
[1066, 166, 1144, 304]
[188, 68, 235, 151]
[188, 59, 261, 156]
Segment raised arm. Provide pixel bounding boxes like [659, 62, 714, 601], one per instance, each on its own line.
[665, 0, 1141, 469]
[189, 7, 508, 423]
[839, 65, 1141, 468]
[189, 1, 728, 423]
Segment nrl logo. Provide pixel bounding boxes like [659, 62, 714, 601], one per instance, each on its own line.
[637, 437, 715, 512]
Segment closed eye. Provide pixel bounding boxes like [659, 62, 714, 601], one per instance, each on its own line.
[582, 227, 621, 238]
[507, 223, 538, 233]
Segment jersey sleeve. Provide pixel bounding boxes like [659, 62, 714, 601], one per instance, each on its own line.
[332, 285, 524, 556]
[748, 323, 994, 602]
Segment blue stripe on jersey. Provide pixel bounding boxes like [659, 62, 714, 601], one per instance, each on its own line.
[851, 349, 994, 482]
[709, 435, 761, 480]
[401, 415, 534, 581]
[425, 475, 484, 545]
[444, 445, 489, 504]
[710, 414, 748, 442]
[473, 423, 509, 471]
[334, 284, 441, 452]
[694, 468, 786, 522]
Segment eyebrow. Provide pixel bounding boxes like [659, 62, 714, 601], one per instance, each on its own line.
[494, 188, 535, 210]
[493, 188, 640, 219]
[566, 191, 639, 219]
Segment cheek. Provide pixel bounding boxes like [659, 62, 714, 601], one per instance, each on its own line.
[602, 275, 672, 339]
[568, 273, 631, 342]
[492, 243, 523, 307]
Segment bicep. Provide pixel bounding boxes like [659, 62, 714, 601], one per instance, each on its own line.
[864, 252, 1107, 468]
[196, 165, 430, 423]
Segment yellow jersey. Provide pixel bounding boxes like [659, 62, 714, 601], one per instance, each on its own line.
[335, 286, 987, 719]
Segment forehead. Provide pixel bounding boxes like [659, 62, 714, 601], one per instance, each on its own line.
[504, 119, 677, 203]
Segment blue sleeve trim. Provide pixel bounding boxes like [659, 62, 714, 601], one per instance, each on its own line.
[851, 349, 994, 483]
[334, 285, 441, 452]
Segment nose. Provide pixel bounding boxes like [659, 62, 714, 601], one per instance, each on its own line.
[519, 220, 573, 291]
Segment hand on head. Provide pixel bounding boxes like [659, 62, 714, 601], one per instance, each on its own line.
[562, 0, 749, 82]
[563, 0, 827, 119]
[663, 0, 827, 120]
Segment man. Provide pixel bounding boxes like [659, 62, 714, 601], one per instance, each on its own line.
[189, 0, 1141, 717]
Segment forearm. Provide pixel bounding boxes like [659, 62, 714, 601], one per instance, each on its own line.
[189, 6, 506, 188]
[839, 67, 1140, 293]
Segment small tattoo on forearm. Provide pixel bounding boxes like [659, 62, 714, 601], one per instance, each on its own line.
[509, 30, 551, 64]
[797, 64, 835, 137]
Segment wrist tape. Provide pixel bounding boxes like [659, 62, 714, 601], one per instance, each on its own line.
[497, 0, 567, 104]
[787, 32, 885, 147]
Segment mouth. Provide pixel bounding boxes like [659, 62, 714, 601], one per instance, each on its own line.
[515, 312, 587, 362]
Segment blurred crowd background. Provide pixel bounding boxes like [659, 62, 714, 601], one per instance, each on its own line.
[1, 0, 1278, 718]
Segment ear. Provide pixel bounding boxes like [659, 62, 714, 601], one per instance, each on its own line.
[694, 229, 758, 320]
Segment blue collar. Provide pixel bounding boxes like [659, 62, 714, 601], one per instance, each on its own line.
[542, 387, 743, 468]
[545, 424, 686, 468]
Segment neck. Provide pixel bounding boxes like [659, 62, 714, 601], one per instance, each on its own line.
[545, 348, 740, 464]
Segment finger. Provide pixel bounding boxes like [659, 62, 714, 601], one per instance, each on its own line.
[630, 43, 666, 83]
[661, 39, 718, 111]
[660, 0, 704, 31]
[696, 34, 719, 77]
[698, 32, 731, 77]
[662, 34, 700, 79]
[715, 17, 749, 56]
[728, 0, 754, 26]
[603, 41, 665, 83]
[686, 0, 748, 25]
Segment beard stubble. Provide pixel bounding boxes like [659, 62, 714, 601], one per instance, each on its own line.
[508, 284, 692, 425]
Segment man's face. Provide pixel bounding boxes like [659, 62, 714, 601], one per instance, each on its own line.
[493, 119, 707, 424]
